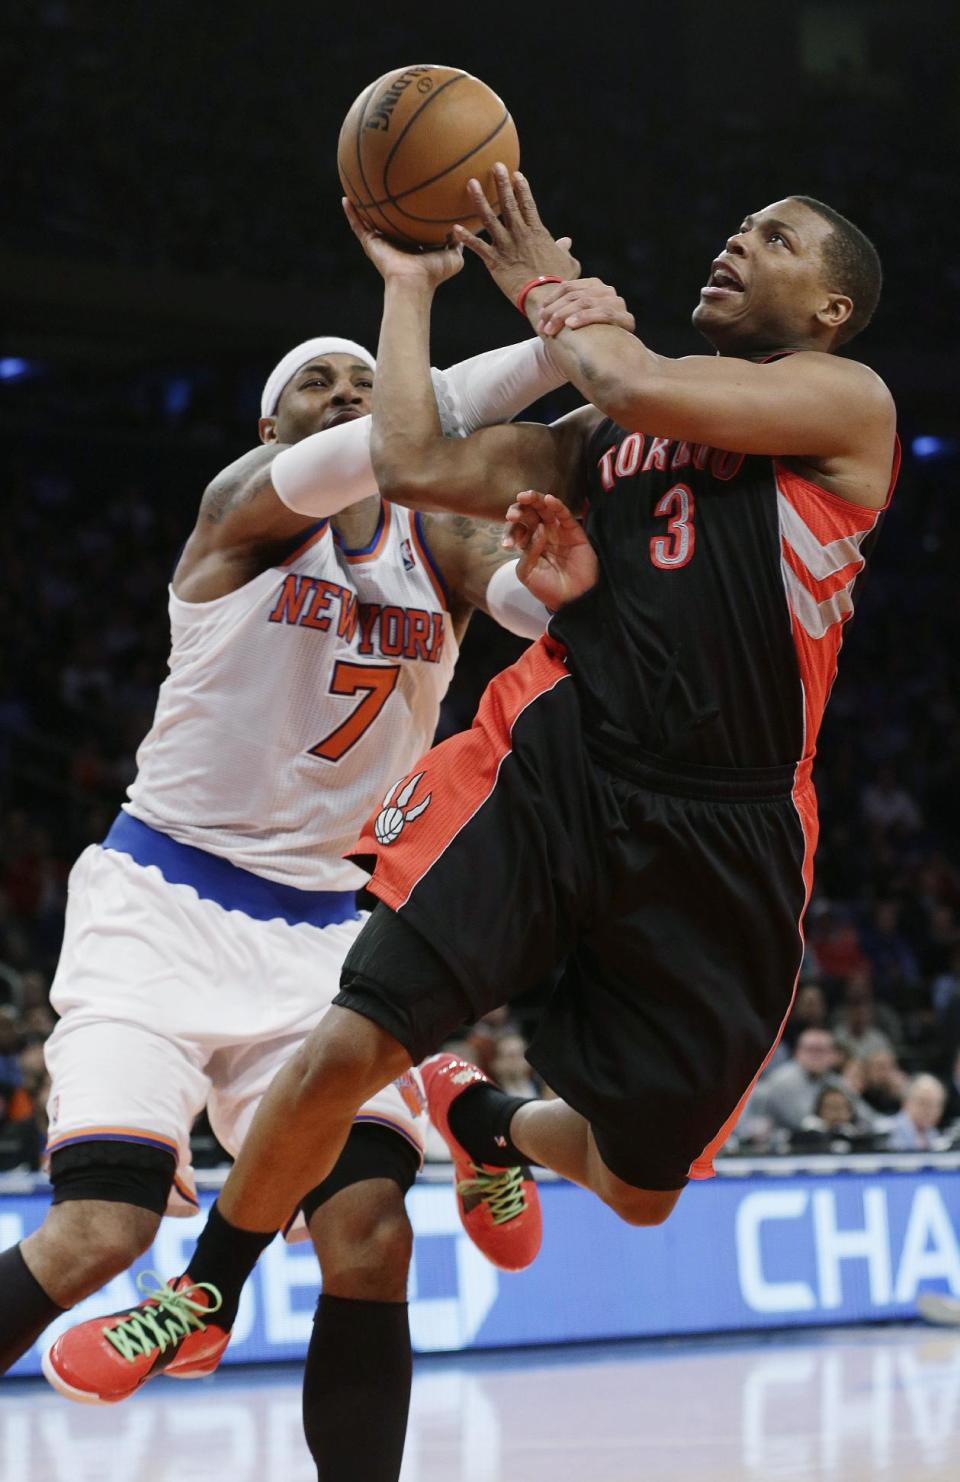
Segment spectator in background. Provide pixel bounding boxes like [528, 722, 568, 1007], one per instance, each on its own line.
[463, 1007, 523, 1080]
[920, 904, 959, 981]
[20, 1003, 55, 1043]
[886, 1074, 948, 1151]
[17, 970, 49, 1016]
[0, 963, 21, 1015]
[782, 982, 830, 1050]
[18, 1041, 47, 1106]
[861, 764, 923, 835]
[0, 1080, 41, 1173]
[814, 1085, 859, 1133]
[808, 903, 869, 988]
[836, 1050, 867, 1100]
[932, 942, 960, 1018]
[832, 971, 902, 1060]
[861, 1047, 909, 1117]
[489, 1031, 539, 1100]
[860, 900, 921, 1002]
[940, 961, 960, 1075]
[749, 1029, 842, 1132]
[0, 1011, 24, 1103]
[791, 1084, 876, 1153]
[915, 855, 960, 917]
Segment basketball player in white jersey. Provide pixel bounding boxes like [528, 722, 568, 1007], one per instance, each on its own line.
[0, 280, 633, 1478]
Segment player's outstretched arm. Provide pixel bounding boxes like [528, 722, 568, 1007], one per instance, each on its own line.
[456, 166, 896, 508]
[343, 199, 590, 519]
[372, 272, 578, 521]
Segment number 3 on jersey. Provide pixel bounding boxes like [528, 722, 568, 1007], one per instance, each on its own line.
[650, 482, 695, 570]
[309, 662, 400, 762]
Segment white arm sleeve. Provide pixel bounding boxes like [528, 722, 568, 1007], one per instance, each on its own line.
[271, 337, 566, 519]
[271, 416, 375, 518]
[485, 560, 551, 641]
[431, 337, 565, 437]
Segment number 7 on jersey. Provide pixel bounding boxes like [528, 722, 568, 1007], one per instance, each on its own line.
[309, 661, 401, 762]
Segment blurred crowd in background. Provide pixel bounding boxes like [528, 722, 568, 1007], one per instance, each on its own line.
[3, 0, 960, 1172]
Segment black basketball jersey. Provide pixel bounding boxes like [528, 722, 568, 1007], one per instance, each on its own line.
[550, 417, 898, 772]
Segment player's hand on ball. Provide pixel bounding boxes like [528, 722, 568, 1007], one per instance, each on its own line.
[502, 491, 599, 611]
[343, 198, 464, 288]
[536, 279, 636, 337]
[453, 164, 579, 304]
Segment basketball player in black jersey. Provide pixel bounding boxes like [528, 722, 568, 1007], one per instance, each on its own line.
[51, 166, 897, 1371]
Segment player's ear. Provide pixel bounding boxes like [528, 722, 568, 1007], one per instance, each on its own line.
[817, 293, 853, 335]
[259, 415, 279, 445]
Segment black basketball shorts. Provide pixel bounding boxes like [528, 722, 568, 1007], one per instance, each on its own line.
[338, 635, 817, 1191]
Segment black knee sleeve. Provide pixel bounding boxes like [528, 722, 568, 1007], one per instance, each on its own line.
[300, 1123, 420, 1226]
[50, 1139, 176, 1217]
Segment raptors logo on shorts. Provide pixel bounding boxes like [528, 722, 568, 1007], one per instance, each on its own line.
[374, 772, 432, 845]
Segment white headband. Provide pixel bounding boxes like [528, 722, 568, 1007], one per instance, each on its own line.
[260, 337, 376, 418]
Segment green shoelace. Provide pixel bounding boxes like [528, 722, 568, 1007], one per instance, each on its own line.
[457, 1165, 528, 1224]
[102, 1271, 223, 1364]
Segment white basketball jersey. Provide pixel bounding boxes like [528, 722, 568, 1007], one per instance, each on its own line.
[127, 504, 458, 890]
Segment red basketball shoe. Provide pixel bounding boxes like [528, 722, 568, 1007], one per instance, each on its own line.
[42, 1272, 230, 1405]
[421, 1053, 542, 1271]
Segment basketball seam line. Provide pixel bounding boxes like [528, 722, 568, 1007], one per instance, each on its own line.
[371, 110, 512, 219]
[382, 73, 468, 196]
[354, 79, 422, 245]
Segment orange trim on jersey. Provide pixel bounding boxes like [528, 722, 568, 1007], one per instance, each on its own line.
[408, 510, 449, 611]
[172, 1172, 200, 1207]
[280, 522, 329, 567]
[688, 759, 819, 1181]
[773, 435, 901, 530]
[341, 501, 392, 564]
[353, 1113, 425, 1164]
[775, 443, 899, 761]
[45, 1125, 180, 1157]
[780, 537, 864, 603]
[353, 635, 570, 911]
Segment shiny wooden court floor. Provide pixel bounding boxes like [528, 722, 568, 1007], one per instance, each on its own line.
[4, 1324, 960, 1481]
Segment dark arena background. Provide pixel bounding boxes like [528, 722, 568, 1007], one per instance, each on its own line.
[3, 4, 960, 1478]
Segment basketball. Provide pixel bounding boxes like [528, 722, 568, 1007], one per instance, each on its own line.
[337, 64, 520, 246]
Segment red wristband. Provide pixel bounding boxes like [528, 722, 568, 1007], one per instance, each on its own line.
[515, 275, 563, 316]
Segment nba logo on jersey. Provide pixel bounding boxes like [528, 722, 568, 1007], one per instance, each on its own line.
[400, 538, 416, 572]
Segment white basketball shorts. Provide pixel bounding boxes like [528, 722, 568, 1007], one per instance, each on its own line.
[45, 837, 426, 1228]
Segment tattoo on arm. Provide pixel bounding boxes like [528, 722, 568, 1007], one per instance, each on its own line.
[200, 478, 238, 526]
[200, 450, 278, 527]
[446, 514, 507, 561]
[422, 511, 512, 616]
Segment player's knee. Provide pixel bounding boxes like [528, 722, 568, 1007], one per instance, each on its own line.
[289, 1034, 367, 1114]
[314, 1193, 413, 1301]
[35, 1202, 161, 1297]
[292, 1008, 409, 1114]
[81, 1220, 157, 1280]
[601, 1185, 682, 1228]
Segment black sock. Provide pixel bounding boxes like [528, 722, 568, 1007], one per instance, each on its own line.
[303, 1295, 411, 1482]
[448, 1083, 537, 1168]
[0, 1244, 66, 1375]
[185, 1201, 275, 1329]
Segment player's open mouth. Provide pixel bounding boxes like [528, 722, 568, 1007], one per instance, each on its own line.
[701, 259, 746, 299]
[326, 408, 364, 428]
